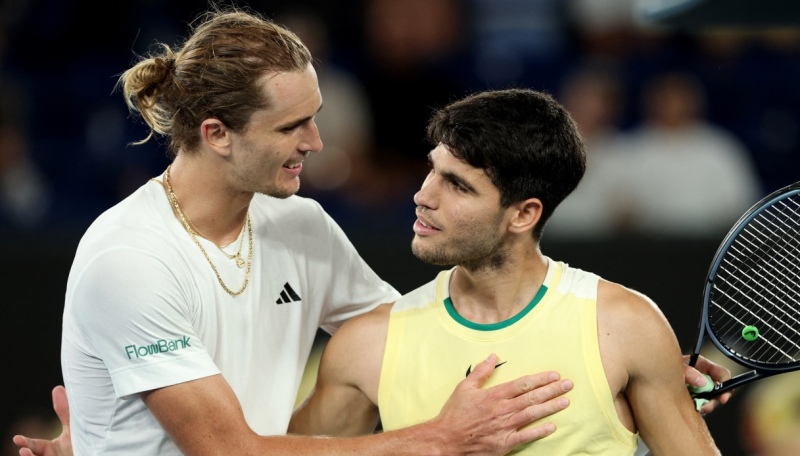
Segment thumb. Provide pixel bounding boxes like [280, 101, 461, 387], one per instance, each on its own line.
[463, 354, 498, 389]
[683, 365, 709, 388]
[52, 386, 70, 429]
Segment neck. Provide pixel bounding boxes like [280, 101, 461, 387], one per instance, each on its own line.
[165, 156, 252, 246]
[448, 251, 548, 324]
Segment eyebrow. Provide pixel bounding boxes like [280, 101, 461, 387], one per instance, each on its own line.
[428, 153, 478, 193]
[276, 102, 323, 130]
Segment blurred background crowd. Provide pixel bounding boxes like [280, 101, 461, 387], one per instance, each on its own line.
[2, 0, 800, 455]
[2, 0, 800, 236]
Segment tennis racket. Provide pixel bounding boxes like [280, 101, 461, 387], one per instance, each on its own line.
[688, 181, 800, 400]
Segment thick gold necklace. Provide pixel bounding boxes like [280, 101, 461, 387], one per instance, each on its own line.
[170, 199, 247, 268]
[158, 165, 252, 297]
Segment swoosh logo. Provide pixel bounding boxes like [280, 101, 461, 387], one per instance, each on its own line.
[465, 361, 507, 377]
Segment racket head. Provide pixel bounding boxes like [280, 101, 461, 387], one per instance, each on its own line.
[698, 181, 800, 373]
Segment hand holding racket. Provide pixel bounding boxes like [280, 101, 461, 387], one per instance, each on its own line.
[688, 181, 800, 404]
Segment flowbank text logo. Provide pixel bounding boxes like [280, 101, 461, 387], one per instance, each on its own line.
[125, 336, 191, 360]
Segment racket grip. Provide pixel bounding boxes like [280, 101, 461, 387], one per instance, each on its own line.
[687, 374, 714, 394]
[687, 374, 714, 412]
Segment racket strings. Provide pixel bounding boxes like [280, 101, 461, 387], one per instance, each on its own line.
[709, 193, 800, 366]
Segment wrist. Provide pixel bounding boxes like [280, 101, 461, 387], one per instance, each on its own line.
[405, 419, 450, 456]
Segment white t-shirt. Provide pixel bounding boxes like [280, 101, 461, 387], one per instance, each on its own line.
[61, 178, 400, 455]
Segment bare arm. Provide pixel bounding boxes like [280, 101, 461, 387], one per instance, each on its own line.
[601, 284, 719, 455]
[290, 304, 388, 436]
[291, 304, 573, 451]
[144, 373, 454, 455]
[152, 305, 573, 455]
[149, 361, 572, 456]
[13, 353, 728, 456]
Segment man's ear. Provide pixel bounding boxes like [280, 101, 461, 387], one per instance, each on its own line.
[508, 198, 543, 235]
[200, 118, 232, 157]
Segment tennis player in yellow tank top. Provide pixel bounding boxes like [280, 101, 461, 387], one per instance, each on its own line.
[291, 89, 722, 455]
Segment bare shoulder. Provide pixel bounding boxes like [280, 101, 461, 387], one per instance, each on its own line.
[596, 279, 684, 378]
[320, 303, 394, 390]
[333, 302, 394, 345]
[596, 279, 672, 338]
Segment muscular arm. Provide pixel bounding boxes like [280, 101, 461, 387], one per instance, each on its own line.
[16, 308, 572, 456]
[290, 304, 574, 450]
[598, 282, 720, 456]
[148, 358, 572, 455]
[145, 373, 456, 455]
[290, 304, 390, 436]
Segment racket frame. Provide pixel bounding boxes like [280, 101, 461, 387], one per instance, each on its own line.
[689, 181, 800, 399]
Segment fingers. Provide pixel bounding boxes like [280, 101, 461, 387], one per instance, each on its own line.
[690, 355, 732, 383]
[490, 370, 567, 401]
[683, 365, 709, 388]
[699, 361, 731, 384]
[505, 422, 557, 449]
[12, 435, 43, 456]
[718, 390, 733, 405]
[684, 356, 735, 415]
[436, 365, 571, 454]
[697, 389, 733, 414]
[52, 386, 70, 429]
[505, 378, 572, 430]
[461, 353, 499, 389]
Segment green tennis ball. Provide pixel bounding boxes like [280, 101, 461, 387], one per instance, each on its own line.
[742, 325, 759, 342]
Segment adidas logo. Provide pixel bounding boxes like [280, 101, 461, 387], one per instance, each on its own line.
[275, 282, 302, 304]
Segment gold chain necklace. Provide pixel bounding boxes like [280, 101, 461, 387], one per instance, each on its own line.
[171, 200, 247, 268]
[190, 214, 248, 268]
[157, 165, 253, 297]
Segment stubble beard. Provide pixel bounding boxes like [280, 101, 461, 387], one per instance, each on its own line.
[249, 170, 300, 199]
[264, 179, 300, 199]
[411, 231, 508, 272]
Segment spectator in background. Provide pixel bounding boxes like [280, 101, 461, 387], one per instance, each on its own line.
[618, 71, 762, 238]
[277, 8, 374, 200]
[0, 18, 51, 229]
[694, 29, 800, 194]
[566, 0, 639, 59]
[546, 64, 634, 238]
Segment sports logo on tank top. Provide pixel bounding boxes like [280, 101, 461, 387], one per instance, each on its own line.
[465, 361, 507, 377]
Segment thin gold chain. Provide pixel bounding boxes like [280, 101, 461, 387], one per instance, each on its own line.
[211, 220, 247, 267]
[155, 165, 252, 297]
[178, 202, 247, 267]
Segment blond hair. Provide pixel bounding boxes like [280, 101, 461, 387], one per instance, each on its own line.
[117, 6, 312, 155]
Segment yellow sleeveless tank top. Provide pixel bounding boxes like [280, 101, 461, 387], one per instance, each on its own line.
[378, 259, 637, 455]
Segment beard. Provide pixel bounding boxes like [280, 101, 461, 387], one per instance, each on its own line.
[262, 178, 300, 199]
[411, 226, 508, 272]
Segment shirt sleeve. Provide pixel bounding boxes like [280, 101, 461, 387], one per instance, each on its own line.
[309, 202, 401, 334]
[68, 246, 220, 399]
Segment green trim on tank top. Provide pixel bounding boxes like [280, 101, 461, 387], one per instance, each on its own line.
[444, 284, 549, 331]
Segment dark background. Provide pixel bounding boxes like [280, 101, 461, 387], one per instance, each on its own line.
[3, 0, 800, 455]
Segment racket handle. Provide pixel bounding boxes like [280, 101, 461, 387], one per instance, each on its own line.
[688, 374, 714, 395]
[688, 374, 714, 411]
[691, 370, 761, 400]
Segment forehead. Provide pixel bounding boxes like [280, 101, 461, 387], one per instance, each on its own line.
[253, 63, 322, 123]
[430, 144, 484, 177]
